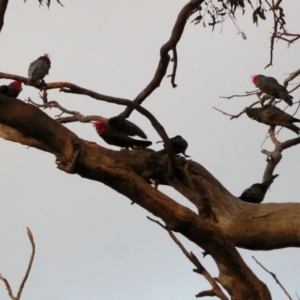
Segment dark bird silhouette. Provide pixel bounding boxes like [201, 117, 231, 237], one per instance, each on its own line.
[239, 183, 268, 203]
[0, 81, 22, 98]
[245, 105, 300, 134]
[252, 74, 293, 106]
[156, 135, 189, 157]
[94, 116, 152, 149]
[28, 54, 51, 85]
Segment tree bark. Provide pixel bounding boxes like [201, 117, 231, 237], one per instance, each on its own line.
[3, 93, 297, 298]
[0, 0, 8, 33]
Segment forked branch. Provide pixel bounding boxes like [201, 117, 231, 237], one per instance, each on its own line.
[0, 228, 36, 300]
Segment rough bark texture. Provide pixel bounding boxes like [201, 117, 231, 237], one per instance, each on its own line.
[1, 1, 299, 298]
[5, 93, 300, 299]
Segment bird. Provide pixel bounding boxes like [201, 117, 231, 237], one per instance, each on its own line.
[156, 135, 189, 157]
[0, 81, 23, 98]
[252, 74, 293, 106]
[245, 104, 300, 134]
[28, 54, 51, 85]
[93, 116, 152, 149]
[238, 183, 268, 203]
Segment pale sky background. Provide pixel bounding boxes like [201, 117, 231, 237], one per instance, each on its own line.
[0, 1, 299, 299]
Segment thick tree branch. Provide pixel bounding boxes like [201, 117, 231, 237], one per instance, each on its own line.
[0, 0, 8, 33]
[0, 94, 273, 299]
[0, 73, 177, 174]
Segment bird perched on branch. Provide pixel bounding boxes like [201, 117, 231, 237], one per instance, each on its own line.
[239, 183, 268, 203]
[252, 74, 293, 106]
[0, 81, 22, 98]
[28, 54, 51, 85]
[156, 135, 189, 157]
[94, 116, 152, 149]
[245, 104, 300, 134]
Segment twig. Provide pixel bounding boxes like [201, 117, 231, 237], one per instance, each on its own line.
[252, 256, 292, 300]
[0, 228, 36, 300]
[264, 0, 300, 68]
[213, 106, 245, 120]
[213, 101, 260, 120]
[168, 47, 178, 88]
[17, 228, 35, 299]
[27, 98, 89, 120]
[0, 275, 14, 300]
[289, 83, 300, 94]
[24, 0, 64, 8]
[220, 90, 257, 99]
[147, 216, 229, 300]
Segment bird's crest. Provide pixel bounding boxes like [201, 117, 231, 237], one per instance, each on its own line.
[41, 53, 51, 65]
[251, 75, 259, 85]
[11, 81, 22, 89]
[93, 121, 106, 133]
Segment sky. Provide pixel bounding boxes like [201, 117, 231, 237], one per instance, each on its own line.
[0, 1, 299, 299]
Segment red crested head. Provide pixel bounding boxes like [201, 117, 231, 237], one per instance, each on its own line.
[252, 75, 260, 85]
[10, 81, 22, 90]
[93, 121, 107, 133]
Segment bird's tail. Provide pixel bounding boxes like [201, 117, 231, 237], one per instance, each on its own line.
[286, 124, 300, 135]
[292, 117, 300, 123]
[132, 140, 152, 148]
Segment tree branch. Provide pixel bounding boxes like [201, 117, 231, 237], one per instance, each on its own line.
[0, 73, 177, 174]
[119, 0, 205, 119]
[253, 256, 292, 300]
[0, 93, 273, 299]
[16, 228, 36, 300]
[0, 0, 8, 33]
[147, 217, 229, 300]
[0, 228, 36, 300]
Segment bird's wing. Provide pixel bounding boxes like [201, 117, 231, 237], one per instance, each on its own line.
[263, 106, 290, 123]
[172, 136, 188, 148]
[28, 62, 37, 80]
[0, 85, 8, 94]
[265, 76, 280, 86]
[245, 107, 264, 121]
[109, 116, 147, 138]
